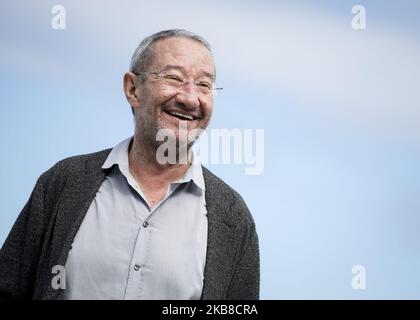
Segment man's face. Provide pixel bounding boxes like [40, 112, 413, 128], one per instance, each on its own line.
[134, 37, 215, 149]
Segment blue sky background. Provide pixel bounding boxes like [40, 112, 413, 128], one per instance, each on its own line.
[1, 0, 420, 299]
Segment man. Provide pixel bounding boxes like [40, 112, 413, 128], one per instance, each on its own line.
[0, 29, 259, 300]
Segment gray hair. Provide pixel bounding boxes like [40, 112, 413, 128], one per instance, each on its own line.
[129, 29, 214, 115]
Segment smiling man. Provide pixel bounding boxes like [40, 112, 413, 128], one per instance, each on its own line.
[0, 29, 260, 300]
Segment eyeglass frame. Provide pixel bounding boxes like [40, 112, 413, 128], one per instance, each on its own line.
[132, 70, 223, 96]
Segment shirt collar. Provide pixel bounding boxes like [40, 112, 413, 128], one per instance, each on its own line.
[102, 136, 206, 191]
[102, 136, 131, 171]
[172, 149, 206, 191]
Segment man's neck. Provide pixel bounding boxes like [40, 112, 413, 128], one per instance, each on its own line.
[128, 136, 192, 192]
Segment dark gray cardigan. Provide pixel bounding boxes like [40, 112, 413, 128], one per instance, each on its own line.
[0, 148, 259, 300]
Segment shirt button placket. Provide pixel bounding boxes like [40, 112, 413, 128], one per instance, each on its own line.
[125, 220, 150, 299]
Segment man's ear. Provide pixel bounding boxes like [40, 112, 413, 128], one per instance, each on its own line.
[123, 72, 140, 108]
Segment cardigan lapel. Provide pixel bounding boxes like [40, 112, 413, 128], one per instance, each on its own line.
[200, 168, 243, 300]
[46, 150, 111, 299]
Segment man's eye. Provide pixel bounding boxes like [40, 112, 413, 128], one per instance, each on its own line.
[164, 74, 182, 82]
[198, 82, 211, 89]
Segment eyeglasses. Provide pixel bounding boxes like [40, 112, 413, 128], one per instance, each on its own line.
[133, 70, 223, 97]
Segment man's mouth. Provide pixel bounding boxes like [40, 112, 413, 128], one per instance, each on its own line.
[164, 110, 197, 121]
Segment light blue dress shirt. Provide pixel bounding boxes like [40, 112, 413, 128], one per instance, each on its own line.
[63, 137, 208, 300]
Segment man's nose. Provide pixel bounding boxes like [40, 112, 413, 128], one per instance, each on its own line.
[174, 82, 200, 109]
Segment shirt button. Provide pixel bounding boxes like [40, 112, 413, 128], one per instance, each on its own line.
[143, 221, 149, 228]
[134, 264, 141, 271]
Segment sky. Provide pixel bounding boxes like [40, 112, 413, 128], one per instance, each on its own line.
[1, 0, 420, 299]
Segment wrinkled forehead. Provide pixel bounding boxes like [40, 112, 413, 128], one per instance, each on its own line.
[147, 37, 216, 79]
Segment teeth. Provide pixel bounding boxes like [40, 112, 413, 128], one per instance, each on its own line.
[168, 111, 194, 120]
